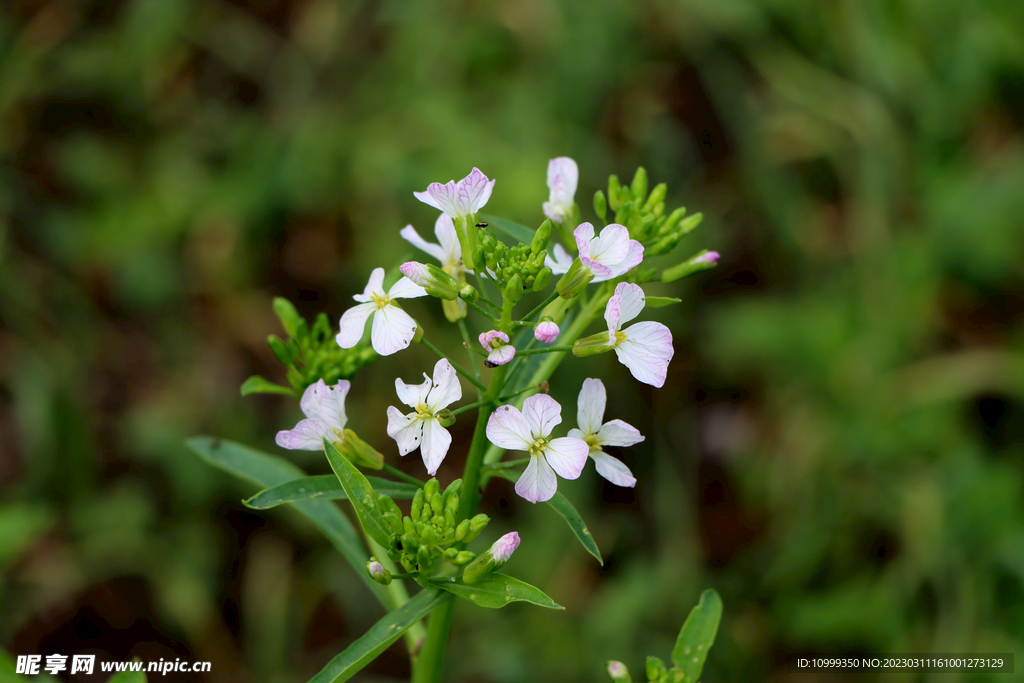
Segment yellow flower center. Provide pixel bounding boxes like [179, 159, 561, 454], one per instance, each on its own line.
[528, 437, 549, 457]
[370, 292, 390, 308]
[583, 434, 601, 451]
[415, 402, 433, 419]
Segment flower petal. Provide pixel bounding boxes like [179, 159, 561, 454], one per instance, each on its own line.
[588, 224, 631, 267]
[567, 428, 585, 440]
[460, 167, 495, 214]
[576, 377, 606, 436]
[419, 418, 451, 476]
[300, 379, 350, 432]
[596, 419, 645, 447]
[400, 225, 446, 262]
[426, 358, 462, 411]
[615, 321, 674, 387]
[544, 243, 574, 274]
[388, 276, 428, 300]
[386, 407, 422, 455]
[434, 214, 462, 266]
[415, 181, 460, 217]
[370, 304, 418, 356]
[395, 373, 432, 409]
[515, 456, 558, 503]
[276, 419, 331, 451]
[354, 267, 386, 302]
[605, 239, 644, 279]
[486, 345, 516, 366]
[590, 450, 637, 487]
[521, 393, 562, 438]
[543, 437, 589, 479]
[486, 405, 534, 451]
[615, 283, 646, 326]
[573, 222, 596, 257]
[336, 302, 376, 349]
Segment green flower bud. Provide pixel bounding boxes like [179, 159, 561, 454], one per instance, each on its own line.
[505, 274, 525, 303]
[631, 167, 648, 202]
[401, 532, 419, 551]
[267, 335, 293, 365]
[646, 657, 667, 683]
[366, 558, 392, 585]
[333, 429, 384, 470]
[424, 478, 440, 500]
[648, 232, 681, 256]
[458, 283, 479, 302]
[411, 489, 424, 521]
[463, 513, 490, 543]
[430, 491, 444, 516]
[436, 409, 456, 428]
[454, 519, 471, 542]
[403, 516, 417, 537]
[377, 495, 404, 535]
[676, 211, 704, 237]
[531, 220, 553, 254]
[555, 259, 593, 299]
[606, 661, 631, 683]
[644, 182, 667, 211]
[657, 207, 687, 236]
[593, 190, 608, 221]
[451, 550, 475, 566]
[417, 545, 436, 575]
[661, 250, 720, 283]
[608, 175, 622, 210]
[472, 245, 486, 270]
[573, 331, 615, 357]
[444, 479, 463, 498]
[532, 266, 552, 292]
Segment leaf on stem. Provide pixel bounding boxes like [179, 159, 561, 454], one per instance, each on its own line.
[671, 588, 723, 681]
[434, 573, 562, 609]
[244, 475, 421, 509]
[479, 215, 535, 244]
[240, 376, 297, 397]
[323, 439, 394, 548]
[644, 296, 682, 308]
[308, 590, 453, 683]
[491, 470, 603, 564]
[186, 436, 390, 606]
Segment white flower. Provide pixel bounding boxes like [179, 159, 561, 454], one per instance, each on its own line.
[544, 243, 575, 275]
[604, 282, 674, 387]
[336, 267, 427, 356]
[386, 358, 463, 475]
[414, 167, 495, 223]
[575, 222, 644, 282]
[534, 321, 560, 344]
[543, 157, 578, 223]
[276, 379, 350, 450]
[567, 378, 643, 487]
[400, 214, 467, 279]
[479, 330, 515, 367]
[485, 394, 589, 503]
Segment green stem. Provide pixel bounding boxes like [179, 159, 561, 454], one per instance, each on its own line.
[456, 319, 482, 389]
[514, 345, 575, 356]
[516, 290, 560, 326]
[421, 338, 488, 393]
[478, 296, 502, 311]
[382, 463, 425, 487]
[481, 458, 530, 472]
[451, 399, 488, 416]
[466, 300, 498, 323]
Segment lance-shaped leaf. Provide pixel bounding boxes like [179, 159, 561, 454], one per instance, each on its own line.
[244, 475, 420, 510]
[186, 437, 390, 607]
[433, 573, 562, 609]
[644, 296, 682, 308]
[671, 589, 723, 682]
[308, 590, 452, 683]
[322, 439, 393, 548]
[480, 215, 536, 244]
[492, 469, 602, 564]
[240, 376, 298, 397]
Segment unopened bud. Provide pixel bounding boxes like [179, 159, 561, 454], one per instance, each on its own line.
[401, 261, 461, 300]
[458, 283, 479, 302]
[534, 320, 560, 344]
[646, 657, 667, 682]
[573, 331, 615, 357]
[451, 550, 475, 566]
[661, 250, 720, 283]
[411, 489, 425, 521]
[436, 409, 456, 428]
[462, 531, 520, 584]
[463, 513, 489, 543]
[267, 335, 293, 365]
[504, 274, 525, 303]
[367, 558, 392, 585]
[630, 167, 648, 202]
[531, 220, 553, 254]
[608, 175, 622, 211]
[555, 259, 593, 299]
[607, 661, 631, 683]
[532, 266, 552, 292]
[676, 211, 704, 237]
[593, 190, 608, 221]
[644, 183, 667, 211]
[335, 429, 384, 469]
[454, 519, 471, 542]
[649, 232, 681, 256]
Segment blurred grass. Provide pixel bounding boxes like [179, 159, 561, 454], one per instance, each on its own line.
[1, 1, 1024, 682]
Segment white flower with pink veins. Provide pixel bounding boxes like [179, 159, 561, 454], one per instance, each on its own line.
[568, 378, 643, 487]
[386, 358, 462, 476]
[336, 267, 427, 356]
[486, 394, 589, 503]
[604, 282, 675, 387]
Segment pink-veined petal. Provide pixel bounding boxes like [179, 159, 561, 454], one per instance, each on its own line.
[300, 379, 350, 432]
[276, 419, 331, 451]
[615, 321, 674, 387]
[534, 321, 560, 344]
[486, 345, 515, 366]
[354, 268, 386, 302]
[395, 373, 432, 409]
[543, 437, 589, 479]
[426, 358, 462, 411]
[415, 181, 460, 217]
[590, 450, 637, 487]
[615, 283, 646, 326]
[576, 378, 606, 436]
[336, 302, 376, 349]
[460, 167, 495, 214]
[573, 223, 596, 257]
[604, 286, 623, 333]
[596, 419, 645, 447]
[386, 407, 422, 455]
[400, 225, 446, 262]
[486, 405, 534, 451]
[605, 239, 644, 279]
[521, 393, 562, 438]
[388, 276, 428, 300]
[588, 224, 631, 268]
[544, 243, 574, 274]
[370, 304, 417, 356]
[419, 419, 451, 476]
[433, 214, 462, 267]
[515, 456, 558, 503]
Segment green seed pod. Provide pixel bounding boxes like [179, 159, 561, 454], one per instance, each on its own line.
[267, 335, 293, 365]
[454, 519, 471, 542]
[631, 167, 648, 202]
[532, 266, 552, 292]
[644, 182, 667, 211]
[531, 219, 553, 254]
[608, 175, 622, 210]
[593, 190, 608, 221]
[411, 489, 424, 521]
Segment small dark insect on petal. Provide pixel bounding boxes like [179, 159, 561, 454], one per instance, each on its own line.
[485, 360, 498, 368]
[475, 222, 488, 228]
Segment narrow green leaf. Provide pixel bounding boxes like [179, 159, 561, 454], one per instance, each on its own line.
[644, 296, 682, 308]
[185, 437, 390, 607]
[240, 376, 297, 397]
[480, 215, 535, 245]
[244, 475, 420, 509]
[671, 589, 723, 681]
[322, 439, 393, 548]
[491, 470, 602, 564]
[434, 573, 562, 609]
[308, 590, 452, 683]
[272, 297, 304, 338]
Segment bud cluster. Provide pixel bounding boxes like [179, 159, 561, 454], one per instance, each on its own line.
[595, 168, 703, 257]
[379, 478, 489, 577]
[473, 224, 553, 292]
[244, 298, 376, 397]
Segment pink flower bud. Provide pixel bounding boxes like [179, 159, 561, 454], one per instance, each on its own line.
[490, 531, 520, 563]
[400, 261, 431, 286]
[695, 250, 720, 264]
[607, 661, 631, 682]
[534, 321, 560, 344]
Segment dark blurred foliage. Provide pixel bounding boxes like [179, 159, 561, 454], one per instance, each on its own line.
[2, 0, 1024, 682]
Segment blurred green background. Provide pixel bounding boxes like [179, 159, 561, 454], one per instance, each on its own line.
[3, 0, 1024, 681]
